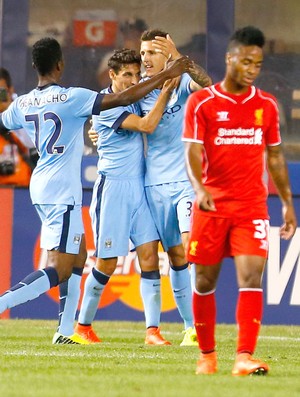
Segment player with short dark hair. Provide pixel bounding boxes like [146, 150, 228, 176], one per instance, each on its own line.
[138, 29, 212, 346]
[75, 48, 177, 345]
[0, 37, 191, 343]
[183, 26, 297, 375]
[106, 48, 141, 72]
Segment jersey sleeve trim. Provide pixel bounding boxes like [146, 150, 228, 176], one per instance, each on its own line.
[111, 111, 131, 131]
[92, 93, 105, 115]
[267, 141, 281, 147]
[182, 137, 204, 144]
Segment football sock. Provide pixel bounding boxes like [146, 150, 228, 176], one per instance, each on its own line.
[77, 267, 110, 325]
[0, 267, 59, 314]
[236, 288, 263, 354]
[170, 263, 193, 329]
[193, 289, 216, 353]
[140, 270, 161, 328]
[57, 267, 83, 336]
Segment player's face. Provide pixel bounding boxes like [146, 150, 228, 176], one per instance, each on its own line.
[226, 45, 263, 88]
[140, 40, 167, 77]
[111, 63, 141, 92]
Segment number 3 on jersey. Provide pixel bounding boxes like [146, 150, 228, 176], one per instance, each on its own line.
[253, 219, 270, 239]
[25, 112, 64, 155]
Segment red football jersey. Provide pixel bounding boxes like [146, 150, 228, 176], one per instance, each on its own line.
[182, 83, 281, 217]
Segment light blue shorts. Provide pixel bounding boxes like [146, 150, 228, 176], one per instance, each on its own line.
[90, 174, 159, 258]
[35, 204, 84, 254]
[145, 181, 194, 251]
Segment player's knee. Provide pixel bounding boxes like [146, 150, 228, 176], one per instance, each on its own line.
[195, 273, 216, 293]
[46, 253, 75, 283]
[139, 251, 159, 272]
[168, 245, 186, 266]
[96, 258, 117, 276]
[238, 273, 262, 289]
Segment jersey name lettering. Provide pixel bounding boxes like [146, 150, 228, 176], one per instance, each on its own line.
[19, 93, 68, 109]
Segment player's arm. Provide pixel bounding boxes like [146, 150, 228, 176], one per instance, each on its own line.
[184, 141, 216, 212]
[88, 78, 177, 145]
[121, 78, 178, 134]
[100, 56, 191, 110]
[266, 144, 297, 239]
[188, 62, 212, 91]
[152, 34, 212, 91]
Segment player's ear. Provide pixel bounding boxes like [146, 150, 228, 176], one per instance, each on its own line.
[225, 52, 231, 65]
[109, 69, 116, 81]
[57, 60, 64, 72]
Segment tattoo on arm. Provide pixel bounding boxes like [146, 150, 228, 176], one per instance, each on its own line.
[189, 63, 212, 87]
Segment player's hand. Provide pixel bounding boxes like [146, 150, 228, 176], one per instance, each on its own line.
[152, 34, 181, 60]
[280, 203, 297, 240]
[195, 188, 216, 212]
[88, 125, 98, 146]
[162, 77, 180, 93]
[165, 56, 193, 78]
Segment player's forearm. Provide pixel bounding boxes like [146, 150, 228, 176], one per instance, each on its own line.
[185, 142, 204, 193]
[140, 90, 171, 134]
[101, 69, 172, 110]
[188, 63, 212, 88]
[267, 150, 293, 206]
[100, 57, 191, 110]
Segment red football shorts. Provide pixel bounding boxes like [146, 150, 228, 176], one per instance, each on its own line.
[187, 212, 270, 265]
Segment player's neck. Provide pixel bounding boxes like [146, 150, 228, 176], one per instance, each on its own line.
[37, 70, 61, 88]
[37, 77, 59, 87]
[220, 80, 249, 95]
[111, 83, 120, 93]
[146, 71, 163, 90]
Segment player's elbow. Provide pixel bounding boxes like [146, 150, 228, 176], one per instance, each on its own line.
[139, 122, 155, 134]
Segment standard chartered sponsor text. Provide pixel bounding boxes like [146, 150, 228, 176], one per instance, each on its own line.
[215, 127, 263, 145]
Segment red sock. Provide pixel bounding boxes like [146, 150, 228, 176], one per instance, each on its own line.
[236, 289, 263, 354]
[193, 290, 216, 353]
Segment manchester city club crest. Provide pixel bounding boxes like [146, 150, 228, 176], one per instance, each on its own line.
[105, 238, 112, 249]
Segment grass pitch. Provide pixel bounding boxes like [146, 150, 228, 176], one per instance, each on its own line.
[0, 320, 300, 397]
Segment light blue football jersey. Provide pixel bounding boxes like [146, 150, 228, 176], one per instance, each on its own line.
[139, 73, 192, 186]
[92, 86, 145, 179]
[1, 84, 102, 205]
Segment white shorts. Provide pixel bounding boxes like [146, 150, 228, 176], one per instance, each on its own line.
[35, 204, 84, 254]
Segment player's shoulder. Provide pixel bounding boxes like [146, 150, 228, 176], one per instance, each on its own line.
[67, 86, 97, 95]
[255, 87, 277, 100]
[187, 85, 214, 104]
[254, 87, 278, 108]
[100, 86, 111, 95]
